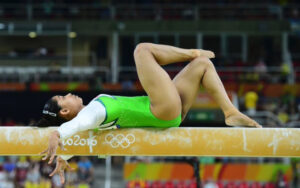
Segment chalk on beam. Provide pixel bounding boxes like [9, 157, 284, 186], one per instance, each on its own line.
[0, 127, 299, 157]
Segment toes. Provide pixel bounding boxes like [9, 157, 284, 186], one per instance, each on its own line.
[250, 120, 262, 128]
[225, 114, 262, 128]
[203, 50, 215, 58]
[255, 123, 262, 128]
[207, 51, 215, 58]
[198, 50, 215, 59]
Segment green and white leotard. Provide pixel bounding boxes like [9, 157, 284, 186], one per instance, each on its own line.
[95, 94, 181, 129]
[57, 94, 181, 141]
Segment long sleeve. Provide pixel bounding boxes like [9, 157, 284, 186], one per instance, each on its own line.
[57, 101, 106, 140]
[57, 100, 106, 161]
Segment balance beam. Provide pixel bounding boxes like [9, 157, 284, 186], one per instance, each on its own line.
[0, 127, 299, 157]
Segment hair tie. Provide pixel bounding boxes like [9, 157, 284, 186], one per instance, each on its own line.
[42, 110, 57, 117]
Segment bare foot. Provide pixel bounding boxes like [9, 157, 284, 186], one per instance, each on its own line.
[192, 49, 215, 59]
[225, 112, 262, 128]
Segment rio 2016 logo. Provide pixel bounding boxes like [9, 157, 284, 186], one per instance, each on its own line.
[62, 131, 97, 153]
[104, 133, 135, 148]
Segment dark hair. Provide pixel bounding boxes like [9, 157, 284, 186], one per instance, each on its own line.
[34, 98, 67, 127]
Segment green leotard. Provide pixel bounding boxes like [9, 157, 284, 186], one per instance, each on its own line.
[94, 95, 181, 128]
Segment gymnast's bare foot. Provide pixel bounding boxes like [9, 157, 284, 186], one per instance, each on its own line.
[225, 111, 262, 128]
[192, 49, 215, 59]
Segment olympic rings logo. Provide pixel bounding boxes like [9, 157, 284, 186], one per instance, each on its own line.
[104, 133, 135, 148]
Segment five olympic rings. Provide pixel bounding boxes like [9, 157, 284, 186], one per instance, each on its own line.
[104, 133, 135, 148]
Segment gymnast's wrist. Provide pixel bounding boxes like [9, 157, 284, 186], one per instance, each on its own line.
[51, 130, 61, 139]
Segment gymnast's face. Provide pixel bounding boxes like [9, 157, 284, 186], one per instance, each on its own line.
[53, 93, 84, 120]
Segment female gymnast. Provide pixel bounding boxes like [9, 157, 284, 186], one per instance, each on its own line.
[38, 43, 261, 183]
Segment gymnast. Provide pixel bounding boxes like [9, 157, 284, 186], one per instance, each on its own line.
[37, 43, 261, 183]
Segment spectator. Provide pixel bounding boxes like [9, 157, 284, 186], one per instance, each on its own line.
[3, 157, 16, 178]
[15, 156, 29, 187]
[280, 62, 290, 83]
[52, 173, 63, 188]
[275, 170, 288, 188]
[280, 90, 296, 114]
[204, 180, 218, 188]
[39, 162, 52, 188]
[277, 109, 289, 125]
[25, 162, 41, 187]
[65, 158, 78, 186]
[0, 171, 6, 188]
[244, 91, 258, 116]
[0, 170, 13, 188]
[78, 157, 94, 185]
[1, 157, 15, 188]
[254, 58, 269, 81]
[40, 161, 53, 179]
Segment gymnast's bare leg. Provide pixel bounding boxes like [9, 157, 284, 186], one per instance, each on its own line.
[173, 56, 261, 127]
[133, 43, 214, 120]
[134, 43, 260, 127]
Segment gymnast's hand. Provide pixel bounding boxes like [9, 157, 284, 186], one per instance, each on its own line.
[40, 130, 65, 164]
[49, 156, 74, 184]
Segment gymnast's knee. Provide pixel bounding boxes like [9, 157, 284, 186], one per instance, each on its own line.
[134, 43, 153, 59]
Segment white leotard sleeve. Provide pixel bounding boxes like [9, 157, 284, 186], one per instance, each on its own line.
[57, 100, 105, 161]
[57, 100, 106, 140]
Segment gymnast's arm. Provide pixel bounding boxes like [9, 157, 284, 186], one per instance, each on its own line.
[56, 100, 106, 160]
[57, 100, 106, 140]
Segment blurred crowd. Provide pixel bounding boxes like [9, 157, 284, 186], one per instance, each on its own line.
[0, 0, 299, 21]
[0, 156, 94, 188]
[0, 0, 299, 5]
[126, 179, 288, 188]
[241, 89, 300, 127]
[5, 47, 56, 59]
